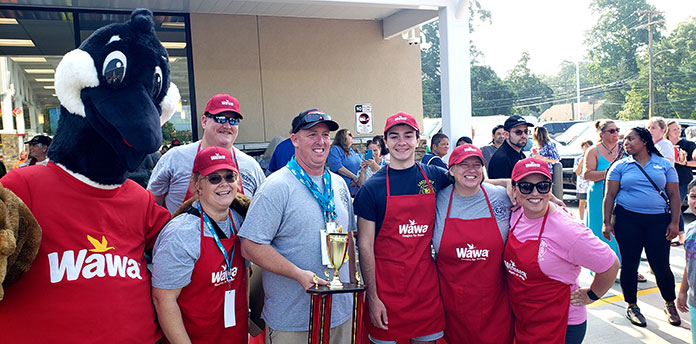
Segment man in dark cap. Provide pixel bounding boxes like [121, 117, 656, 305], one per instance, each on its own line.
[239, 109, 357, 343]
[22, 135, 52, 167]
[487, 115, 534, 179]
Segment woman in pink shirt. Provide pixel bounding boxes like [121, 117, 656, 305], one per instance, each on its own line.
[504, 157, 619, 344]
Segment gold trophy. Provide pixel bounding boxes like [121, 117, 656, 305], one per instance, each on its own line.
[326, 232, 348, 289]
[307, 230, 365, 344]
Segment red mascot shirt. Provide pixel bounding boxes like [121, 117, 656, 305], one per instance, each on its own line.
[0, 162, 170, 343]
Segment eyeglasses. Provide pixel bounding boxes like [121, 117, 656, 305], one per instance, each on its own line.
[515, 181, 552, 194]
[205, 173, 237, 185]
[205, 114, 240, 126]
[603, 128, 620, 134]
[512, 129, 529, 136]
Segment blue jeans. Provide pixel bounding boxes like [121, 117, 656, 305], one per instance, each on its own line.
[565, 321, 587, 344]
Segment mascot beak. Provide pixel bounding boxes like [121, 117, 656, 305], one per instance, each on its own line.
[81, 83, 162, 171]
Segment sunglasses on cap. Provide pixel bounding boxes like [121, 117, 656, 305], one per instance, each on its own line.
[205, 173, 237, 185]
[515, 181, 552, 194]
[301, 112, 332, 124]
[205, 114, 240, 126]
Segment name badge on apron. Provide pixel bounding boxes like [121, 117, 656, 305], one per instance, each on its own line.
[224, 289, 236, 328]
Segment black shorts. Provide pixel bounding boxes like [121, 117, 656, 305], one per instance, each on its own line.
[576, 193, 587, 200]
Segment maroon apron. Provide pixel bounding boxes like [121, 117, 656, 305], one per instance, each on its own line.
[184, 143, 245, 201]
[365, 164, 445, 341]
[169, 210, 248, 343]
[436, 187, 513, 344]
[503, 207, 570, 344]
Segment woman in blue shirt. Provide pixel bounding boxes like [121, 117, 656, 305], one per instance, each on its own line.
[532, 126, 560, 172]
[328, 129, 364, 196]
[603, 127, 682, 328]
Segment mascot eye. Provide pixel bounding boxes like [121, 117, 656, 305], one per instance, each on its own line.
[153, 66, 163, 98]
[102, 50, 127, 87]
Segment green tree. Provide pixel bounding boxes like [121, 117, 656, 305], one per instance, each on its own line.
[471, 65, 514, 116]
[585, 0, 663, 118]
[542, 60, 590, 98]
[617, 88, 646, 120]
[652, 18, 696, 119]
[504, 52, 554, 116]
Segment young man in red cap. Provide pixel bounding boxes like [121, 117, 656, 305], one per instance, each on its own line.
[148, 93, 265, 213]
[354, 112, 449, 344]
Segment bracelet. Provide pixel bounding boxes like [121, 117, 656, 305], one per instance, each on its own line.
[587, 289, 600, 301]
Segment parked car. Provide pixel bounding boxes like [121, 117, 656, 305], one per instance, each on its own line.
[558, 119, 696, 197]
[542, 121, 583, 138]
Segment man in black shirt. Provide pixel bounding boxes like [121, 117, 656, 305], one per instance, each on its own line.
[487, 116, 534, 178]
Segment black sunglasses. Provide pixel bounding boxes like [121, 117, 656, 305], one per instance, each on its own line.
[515, 181, 552, 194]
[205, 114, 240, 126]
[205, 173, 236, 185]
[302, 112, 332, 124]
[603, 128, 620, 134]
[512, 129, 529, 136]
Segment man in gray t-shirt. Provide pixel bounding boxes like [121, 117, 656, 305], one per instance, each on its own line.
[147, 94, 265, 213]
[239, 109, 355, 343]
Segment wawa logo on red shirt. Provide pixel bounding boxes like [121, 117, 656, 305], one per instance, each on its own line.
[504, 259, 527, 281]
[211, 263, 239, 287]
[48, 235, 142, 283]
[456, 243, 490, 261]
[398, 219, 429, 238]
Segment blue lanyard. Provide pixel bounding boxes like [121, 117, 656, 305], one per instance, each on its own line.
[199, 203, 236, 283]
[286, 156, 336, 222]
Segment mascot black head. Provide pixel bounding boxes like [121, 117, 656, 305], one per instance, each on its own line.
[50, 8, 180, 187]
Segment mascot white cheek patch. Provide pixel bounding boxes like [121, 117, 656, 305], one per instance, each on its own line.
[54, 49, 99, 118]
[160, 82, 180, 126]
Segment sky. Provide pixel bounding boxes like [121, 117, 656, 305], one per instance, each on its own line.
[468, 0, 696, 78]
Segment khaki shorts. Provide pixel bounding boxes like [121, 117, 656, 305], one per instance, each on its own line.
[266, 318, 352, 344]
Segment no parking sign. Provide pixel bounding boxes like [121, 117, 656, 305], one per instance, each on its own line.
[355, 104, 373, 135]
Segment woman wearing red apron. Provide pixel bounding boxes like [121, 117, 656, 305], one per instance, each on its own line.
[432, 144, 513, 344]
[152, 146, 249, 343]
[504, 158, 619, 344]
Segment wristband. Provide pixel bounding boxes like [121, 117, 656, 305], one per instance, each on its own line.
[587, 289, 600, 301]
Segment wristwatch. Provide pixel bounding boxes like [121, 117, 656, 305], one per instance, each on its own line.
[587, 289, 600, 301]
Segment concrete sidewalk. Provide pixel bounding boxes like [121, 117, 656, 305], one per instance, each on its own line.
[568, 202, 693, 343]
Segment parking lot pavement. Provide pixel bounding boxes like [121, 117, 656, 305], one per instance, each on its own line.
[564, 201, 692, 343]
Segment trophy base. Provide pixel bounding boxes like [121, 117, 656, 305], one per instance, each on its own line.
[306, 283, 366, 344]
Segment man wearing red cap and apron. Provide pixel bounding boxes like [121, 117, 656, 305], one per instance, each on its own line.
[432, 144, 514, 344]
[504, 158, 619, 344]
[354, 112, 449, 344]
[148, 93, 265, 214]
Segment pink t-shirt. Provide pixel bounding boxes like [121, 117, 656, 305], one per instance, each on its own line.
[510, 207, 617, 325]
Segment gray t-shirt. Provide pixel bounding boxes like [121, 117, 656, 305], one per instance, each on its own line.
[148, 141, 266, 213]
[151, 202, 245, 289]
[481, 144, 498, 166]
[238, 168, 356, 332]
[432, 183, 512, 253]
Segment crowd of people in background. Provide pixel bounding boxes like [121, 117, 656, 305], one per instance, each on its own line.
[13, 97, 696, 343]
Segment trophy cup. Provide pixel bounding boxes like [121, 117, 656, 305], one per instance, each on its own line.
[307, 231, 365, 344]
[326, 233, 348, 289]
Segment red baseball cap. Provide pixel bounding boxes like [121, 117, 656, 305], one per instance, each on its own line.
[511, 157, 552, 182]
[204, 93, 243, 118]
[193, 147, 239, 176]
[448, 144, 484, 168]
[384, 112, 419, 134]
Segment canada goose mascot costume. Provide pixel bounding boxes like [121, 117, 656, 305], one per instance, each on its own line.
[0, 9, 181, 343]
